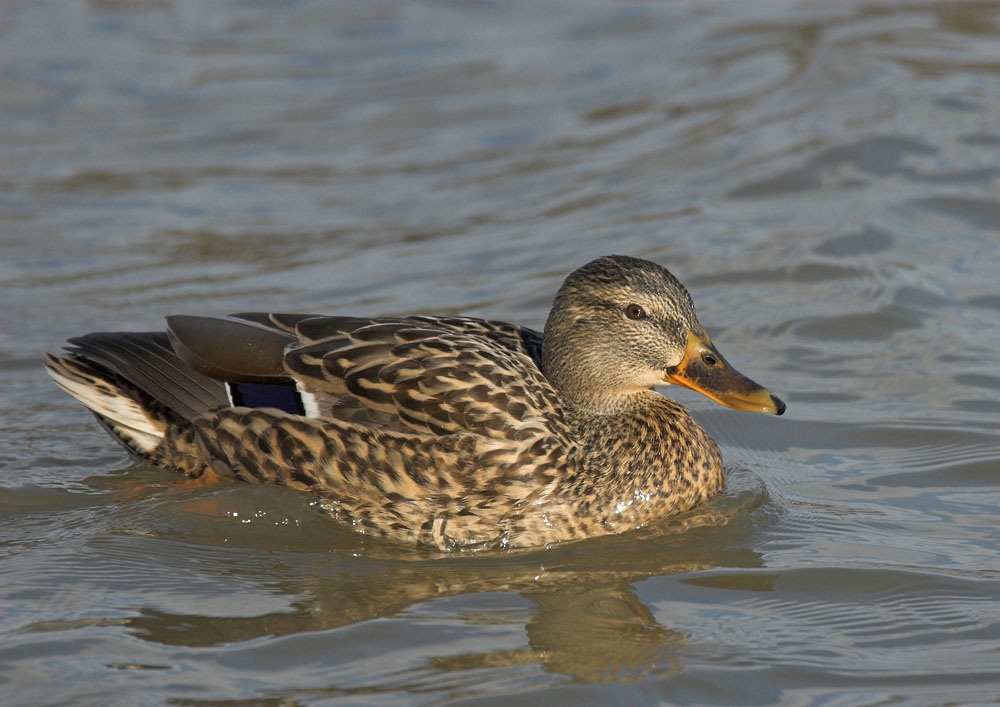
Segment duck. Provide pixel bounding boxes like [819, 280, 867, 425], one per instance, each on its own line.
[45, 255, 784, 550]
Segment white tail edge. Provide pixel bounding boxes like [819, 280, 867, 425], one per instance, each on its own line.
[45, 356, 166, 453]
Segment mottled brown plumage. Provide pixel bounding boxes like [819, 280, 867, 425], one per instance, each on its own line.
[45, 255, 784, 550]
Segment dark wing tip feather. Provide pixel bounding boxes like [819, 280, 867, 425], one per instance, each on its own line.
[166, 314, 295, 384]
[59, 331, 227, 420]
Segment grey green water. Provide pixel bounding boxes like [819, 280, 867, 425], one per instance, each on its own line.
[3, 1, 1000, 704]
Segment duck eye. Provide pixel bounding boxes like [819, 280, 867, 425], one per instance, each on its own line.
[625, 304, 647, 320]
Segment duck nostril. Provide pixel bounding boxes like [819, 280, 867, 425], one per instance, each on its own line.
[702, 353, 718, 367]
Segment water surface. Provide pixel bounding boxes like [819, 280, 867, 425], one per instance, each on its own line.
[3, 1, 1000, 704]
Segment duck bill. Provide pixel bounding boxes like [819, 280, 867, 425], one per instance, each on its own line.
[663, 331, 785, 415]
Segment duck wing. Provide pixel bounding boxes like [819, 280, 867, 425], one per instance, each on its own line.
[166, 312, 568, 442]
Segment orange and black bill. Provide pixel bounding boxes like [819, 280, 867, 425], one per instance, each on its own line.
[663, 331, 785, 415]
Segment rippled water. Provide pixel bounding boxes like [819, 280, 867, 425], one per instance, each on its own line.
[3, 1, 1000, 704]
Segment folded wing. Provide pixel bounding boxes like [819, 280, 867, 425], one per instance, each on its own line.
[166, 312, 568, 443]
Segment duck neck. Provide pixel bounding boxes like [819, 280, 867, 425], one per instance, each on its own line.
[540, 321, 643, 417]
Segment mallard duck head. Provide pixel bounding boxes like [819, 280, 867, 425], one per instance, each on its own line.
[542, 255, 784, 415]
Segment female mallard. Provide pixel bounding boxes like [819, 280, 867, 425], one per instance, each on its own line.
[46, 255, 783, 550]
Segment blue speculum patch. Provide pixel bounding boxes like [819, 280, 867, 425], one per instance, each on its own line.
[227, 382, 304, 415]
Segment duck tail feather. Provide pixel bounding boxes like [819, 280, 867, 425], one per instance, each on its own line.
[55, 332, 228, 421]
[45, 351, 168, 457]
[45, 331, 230, 458]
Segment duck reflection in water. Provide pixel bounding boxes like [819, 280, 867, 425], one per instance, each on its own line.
[120, 488, 765, 685]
